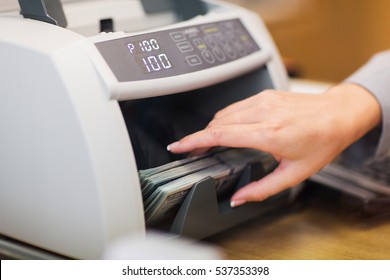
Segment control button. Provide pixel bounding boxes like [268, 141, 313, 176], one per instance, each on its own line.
[223, 44, 237, 59]
[215, 33, 227, 46]
[176, 41, 194, 53]
[234, 42, 246, 56]
[212, 47, 226, 62]
[238, 30, 253, 48]
[204, 35, 218, 48]
[201, 24, 219, 34]
[226, 31, 237, 43]
[186, 55, 202, 66]
[202, 50, 215, 64]
[243, 40, 257, 53]
[193, 38, 207, 50]
[170, 31, 186, 42]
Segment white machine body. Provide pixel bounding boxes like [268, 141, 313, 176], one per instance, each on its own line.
[0, 0, 288, 259]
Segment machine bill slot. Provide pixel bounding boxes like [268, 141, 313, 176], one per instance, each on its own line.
[170, 160, 289, 240]
[120, 67, 284, 236]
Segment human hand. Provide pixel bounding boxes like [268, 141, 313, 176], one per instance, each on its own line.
[167, 83, 381, 207]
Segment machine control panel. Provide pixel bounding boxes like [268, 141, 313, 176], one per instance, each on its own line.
[95, 19, 260, 82]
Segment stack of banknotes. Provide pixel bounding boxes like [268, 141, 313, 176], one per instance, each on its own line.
[139, 148, 276, 226]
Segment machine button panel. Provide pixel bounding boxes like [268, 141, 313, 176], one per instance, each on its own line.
[95, 18, 261, 82]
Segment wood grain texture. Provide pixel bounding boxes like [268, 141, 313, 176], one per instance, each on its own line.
[207, 186, 390, 260]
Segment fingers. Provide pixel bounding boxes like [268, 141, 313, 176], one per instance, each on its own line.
[209, 105, 264, 127]
[183, 104, 269, 156]
[230, 161, 310, 206]
[214, 92, 265, 119]
[168, 90, 290, 154]
[215, 89, 287, 119]
[167, 123, 273, 154]
[167, 125, 249, 153]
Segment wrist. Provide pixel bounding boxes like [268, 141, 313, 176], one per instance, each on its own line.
[324, 83, 381, 145]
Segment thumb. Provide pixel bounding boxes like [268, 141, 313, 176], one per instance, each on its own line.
[230, 161, 308, 207]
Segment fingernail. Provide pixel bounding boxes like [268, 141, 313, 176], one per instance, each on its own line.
[167, 142, 179, 152]
[230, 200, 246, 208]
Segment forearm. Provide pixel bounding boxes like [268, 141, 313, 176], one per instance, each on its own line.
[324, 82, 381, 151]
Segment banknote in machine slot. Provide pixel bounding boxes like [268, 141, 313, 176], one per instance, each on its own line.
[141, 148, 277, 227]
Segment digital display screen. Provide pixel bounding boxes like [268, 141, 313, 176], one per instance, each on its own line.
[95, 19, 260, 82]
[127, 39, 173, 74]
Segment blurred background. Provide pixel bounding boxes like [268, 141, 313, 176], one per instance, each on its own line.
[225, 0, 390, 83]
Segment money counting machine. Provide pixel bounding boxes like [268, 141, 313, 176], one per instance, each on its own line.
[0, 0, 294, 259]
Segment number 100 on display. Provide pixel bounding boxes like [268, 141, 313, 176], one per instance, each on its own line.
[127, 39, 173, 73]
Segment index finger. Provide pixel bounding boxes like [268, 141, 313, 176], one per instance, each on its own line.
[167, 124, 273, 154]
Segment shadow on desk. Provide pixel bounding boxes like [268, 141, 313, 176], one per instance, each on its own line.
[206, 184, 390, 260]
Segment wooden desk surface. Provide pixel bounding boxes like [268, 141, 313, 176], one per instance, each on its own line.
[207, 186, 390, 260]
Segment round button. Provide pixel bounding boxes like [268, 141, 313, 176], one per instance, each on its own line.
[202, 50, 216, 64]
[212, 47, 226, 62]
